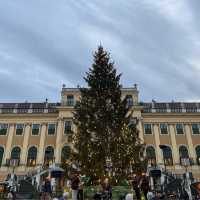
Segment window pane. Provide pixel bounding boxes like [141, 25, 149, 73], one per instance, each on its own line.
[32, 124, 40, 135]
[192, 124, 199, 134]
[11, 147, 21, 160]
[44, 146, 54, 166]
[179, 146, 189, 158]
[0, 147, 4, 166]
[160, 123, 168, 134]
[64, 121, 72, 134]
[126, 95, 133, 107]
[176, 123, 184, 134]
[27, 147, 37, 167]
[163, 146, 173, 166]
[61, 146, 71, 163]
[144, 124, 152, 134]
[179, 146, 190, 165]
[16, 124, 24, 135]
[67, 95, 74, 106]
[0, 124, 8, 135]
[48, 124, 56, 135]
[196, 146, 200, 165]
[146, 146, 156, 166]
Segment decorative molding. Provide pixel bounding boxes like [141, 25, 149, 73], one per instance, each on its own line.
[9, 123, 15, 127]
[57, 117, 64, 121]
[152, 123, 159, 126]
[25, 123, 32, 127]
[41, 122, 48, 126]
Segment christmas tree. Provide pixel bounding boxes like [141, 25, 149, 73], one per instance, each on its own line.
[73, 46, 146, 183]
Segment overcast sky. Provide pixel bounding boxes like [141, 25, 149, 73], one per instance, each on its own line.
[0, 0, 200, 102]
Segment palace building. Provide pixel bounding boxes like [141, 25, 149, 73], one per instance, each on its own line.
[0, 85, 200, 180]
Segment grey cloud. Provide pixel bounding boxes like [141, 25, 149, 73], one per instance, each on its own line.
[0, 0, 200, 102]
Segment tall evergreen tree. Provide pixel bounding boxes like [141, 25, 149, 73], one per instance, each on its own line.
[73, 46, 145, 182]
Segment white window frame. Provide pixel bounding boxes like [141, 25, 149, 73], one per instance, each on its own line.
[144, 123, 152, 135]
[159, 123, 168, 135]
[31, 124, 40, 136]
[176, 123, 184, 135]
[15, 123, 25, 136]
[191, 123, 200, 135]
[0, 123, 8, 136]
[47, 123, 56, 136]
[64, 120, 73, 135]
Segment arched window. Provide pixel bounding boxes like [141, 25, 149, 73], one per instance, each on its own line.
[61, 146, 71, 164]
[0, 147, 4, 166]
[146, 146, 156, 166]
[163, 146, 173, 166]
[44, 146, 54, 166]
[27, 146, 37, 167]
[11, 147, 21, 160]
[179, 146, 189, 158]
[11, 147, 21, 166]
[179, 146, 189, 165]
[196, 145, 200, 165]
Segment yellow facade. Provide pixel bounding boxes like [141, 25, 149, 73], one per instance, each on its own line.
[0, 86, 200, 180]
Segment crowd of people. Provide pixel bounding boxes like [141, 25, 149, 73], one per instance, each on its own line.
[39, 172, 150, 200]
[131, 173, 149, 200]
[39, 172, 83, 200]
[6, 170, 196, 200]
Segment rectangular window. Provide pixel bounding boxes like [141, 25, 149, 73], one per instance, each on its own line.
[176, 123, 184, 134]
[144, 124, 152, 134]
[171, 108, 182, 113]
[156, 108, 167, 113]
[16, 124, 24, 135]
[126, 95, 133, 107]
[186, 108, 197, 113]
[160, 123, 168, 134]
[32, 124, 40, 135]
[67, 95, 74, 106]
[0, 123, 8, 135]
[64, 121, 72, 134]
[32, 108, 44, 113]
[48, 124, 56, 135]
[192, 124, 199, 134]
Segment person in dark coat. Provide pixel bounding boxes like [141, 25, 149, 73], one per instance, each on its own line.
[140, 175, 149, 200]
[71, 173, 80, 200]
[101, 178, 112, 200]
[132, 174, 141, 200]
[44, 178, 52, 194]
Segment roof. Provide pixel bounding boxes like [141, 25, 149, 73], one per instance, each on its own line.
[142, 102, 200, 113]
[1, 100, 200, 114]
[0, 102, 60, 114]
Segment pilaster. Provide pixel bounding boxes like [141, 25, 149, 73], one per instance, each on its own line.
[3, 124, 15, 164]
[37, 123, 47, 165]
[55, 117, 64, 164]
[137, 117, 144, 143]
[20, 123, 31, 165]
[153, 123, 162, 164]
[184, 124, 196, 160]
[169, 124, 179, 165]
